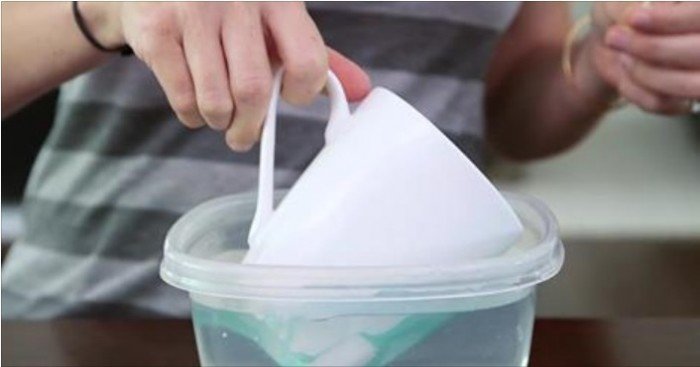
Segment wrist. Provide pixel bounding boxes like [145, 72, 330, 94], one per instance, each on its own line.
[77, 1, 125, 49]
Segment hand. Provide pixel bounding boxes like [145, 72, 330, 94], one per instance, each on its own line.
[604, 2, 700, 114]
[561, 2, 636, 111]
[586, 2, 700, 114]
[88, 2, 371, 151]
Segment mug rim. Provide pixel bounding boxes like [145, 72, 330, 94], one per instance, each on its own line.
[160, 191, 564, 302]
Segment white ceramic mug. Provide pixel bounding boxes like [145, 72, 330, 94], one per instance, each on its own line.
[244, 70, 523, 266]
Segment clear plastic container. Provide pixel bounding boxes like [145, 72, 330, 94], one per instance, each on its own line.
[160, 191, 563, 366]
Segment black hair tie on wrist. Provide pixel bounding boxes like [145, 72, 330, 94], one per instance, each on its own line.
[72, 1, 133, 56]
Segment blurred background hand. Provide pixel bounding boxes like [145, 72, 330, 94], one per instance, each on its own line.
[589, 2, 700, 114]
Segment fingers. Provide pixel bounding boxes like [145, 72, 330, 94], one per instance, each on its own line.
[619, 54, 700, 99]
[606, 26, 700, 70]
[222, 4, 273, 152]
[627, 2, 700, 34]
[183, 17, 233, 131]
[147, 40, 205, 129]
[129, 3, 370, 154]
[618, 72, 689, 115]
[601, 2, 700, 116]
[264, 3, 328, 105]
[589, 39, 626, 90]
[328, 47, 372, 102]
[592, 2, 632, 33]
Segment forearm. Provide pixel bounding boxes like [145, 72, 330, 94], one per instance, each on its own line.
[486, 35, 617, 161]
[1, 2, 118, 117]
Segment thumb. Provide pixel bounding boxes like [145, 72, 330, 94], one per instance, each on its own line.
[327, 47, 371, 102]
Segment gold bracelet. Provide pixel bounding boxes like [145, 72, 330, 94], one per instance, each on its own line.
[562, 15, 591, 88]
[562, 15, 625, 110]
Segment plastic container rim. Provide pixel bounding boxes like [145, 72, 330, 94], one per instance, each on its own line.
[160, 191, 564, 301]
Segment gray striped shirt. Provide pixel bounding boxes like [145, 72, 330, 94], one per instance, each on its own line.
[2, 2, 520, 319]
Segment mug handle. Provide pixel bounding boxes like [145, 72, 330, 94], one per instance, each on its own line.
[247, 69, 352, 248]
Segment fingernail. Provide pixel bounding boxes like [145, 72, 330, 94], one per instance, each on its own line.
[231, 144, 254, 152]
[619, 54, 634, 71]
[210, 120, 229, 131]
[227, 139, 255, 152]
[606, 27, 631, 50]
[630, 9, 652, 27]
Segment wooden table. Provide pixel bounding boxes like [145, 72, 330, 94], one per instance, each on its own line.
[3, 318, 699, 366]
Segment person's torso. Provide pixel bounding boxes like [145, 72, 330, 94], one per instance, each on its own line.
[1, 2, 520, 319]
